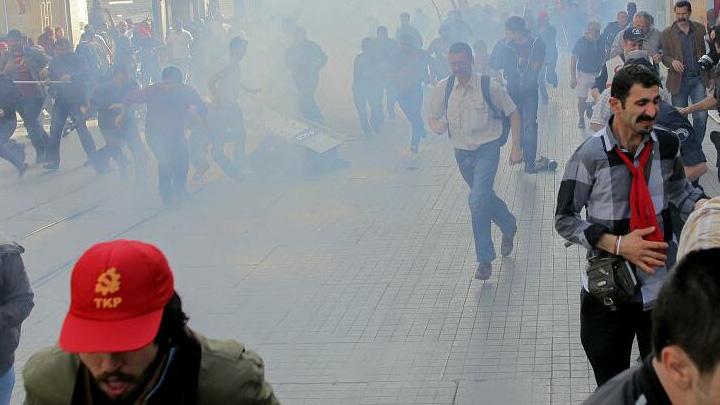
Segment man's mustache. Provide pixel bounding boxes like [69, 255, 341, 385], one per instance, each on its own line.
[637, 114, 656, 123]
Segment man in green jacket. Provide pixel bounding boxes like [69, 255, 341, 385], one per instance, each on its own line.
[23, 239, 280, 404]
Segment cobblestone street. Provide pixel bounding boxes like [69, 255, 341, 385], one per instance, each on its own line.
[3, 75, 719, 404]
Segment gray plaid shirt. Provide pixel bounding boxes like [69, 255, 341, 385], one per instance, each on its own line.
[555, 120, 703, 308]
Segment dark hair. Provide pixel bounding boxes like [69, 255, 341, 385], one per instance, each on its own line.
[652, 249, 720, 373]
[610, 64, 660, 104]
[6, 29, 22, 40]
[674, 0, 691, 12]
[505, 16, 527, 34]
[713, 26, 720, 46]
[154, 291, 189, 347]
[448, 42, 473, 59]
[627, 2, 637, 11]
[161, 66, 183, 83]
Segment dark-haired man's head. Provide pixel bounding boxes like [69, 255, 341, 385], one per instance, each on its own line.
[610, 64, 661, 135]
[628, 2, 637, 13]
[6, 29, 22, 47]
[161, 66, 183, 84]
[674, 1, 692, 24]
[617, 11, 629, 28]
[448, 42, 473, 79]
[377, 26, 388, 39]
[229, 36, 247, 61]
[651, 248, 720, 405]
[505, 16, 527, 43]
[400, 12, 410, 26]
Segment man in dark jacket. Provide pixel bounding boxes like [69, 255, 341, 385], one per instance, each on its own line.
[601, 11, 629, 57]
[0, 29, 51, 164]
[387, 34, 431, 154]
[285, 28, 327, 124]
[0, 74, 26, 176]
[491, 16, 551, 173]
[584, 248, 720, 405]
[126, 66, 207, 206]
[352, 37, 383, 136]
[661, 1, 710, 155]
[22, 239, 278, 405]
[0, 233, 34, 404]
[91, 66, 148, 182]
[45, 38, 104, 172]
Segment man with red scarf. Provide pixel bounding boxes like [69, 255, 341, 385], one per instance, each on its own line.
[555, 64, 707, 387]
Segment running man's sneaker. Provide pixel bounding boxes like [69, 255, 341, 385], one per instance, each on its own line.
[475, 263, 492, 280]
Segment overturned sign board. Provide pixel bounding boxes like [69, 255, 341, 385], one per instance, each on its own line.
[261, 109, 341, 154]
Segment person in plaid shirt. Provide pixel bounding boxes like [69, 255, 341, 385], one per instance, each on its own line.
[555, 64, 707, 386]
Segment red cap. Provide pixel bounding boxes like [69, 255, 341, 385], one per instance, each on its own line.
[59, 240, 175, 353]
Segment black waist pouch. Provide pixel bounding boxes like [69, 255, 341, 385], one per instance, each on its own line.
[586, 254, 638, 308]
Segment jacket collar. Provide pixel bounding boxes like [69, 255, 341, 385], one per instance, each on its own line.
[602, 116, 657, 154]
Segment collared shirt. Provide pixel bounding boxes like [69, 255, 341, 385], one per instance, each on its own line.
[675, 23, 700, 78]
[555, 118, 703, 308]
[584, 356, 671, 405]
[429, 73, 517, 151]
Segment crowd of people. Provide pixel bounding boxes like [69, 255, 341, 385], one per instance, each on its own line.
[4, 0, 720, 403]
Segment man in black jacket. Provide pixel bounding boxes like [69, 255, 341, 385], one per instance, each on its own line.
[45, 38, 104, 172]
[0, 233, 34, 403]
[0, 74, 26, 176]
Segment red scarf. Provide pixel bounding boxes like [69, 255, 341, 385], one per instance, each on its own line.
[614, 141, 664, 242]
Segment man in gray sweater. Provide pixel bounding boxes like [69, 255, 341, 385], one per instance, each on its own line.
[0, 233, 34, 403]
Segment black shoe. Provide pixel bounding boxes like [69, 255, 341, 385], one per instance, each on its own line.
[501, 232, 515, 257]
[475, 263, 492, 280]
[534, 156, 558, 171]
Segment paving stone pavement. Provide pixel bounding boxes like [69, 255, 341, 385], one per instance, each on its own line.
[2, 77, 720, 405]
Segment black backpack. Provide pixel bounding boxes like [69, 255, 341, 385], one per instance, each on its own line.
[444, 74, 511, 145]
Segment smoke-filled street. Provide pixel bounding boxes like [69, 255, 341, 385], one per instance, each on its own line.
[5, 0, 720, 404]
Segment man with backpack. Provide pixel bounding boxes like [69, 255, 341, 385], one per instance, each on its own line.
[491, 16, 554, 174]
[428, 42, 522, 281]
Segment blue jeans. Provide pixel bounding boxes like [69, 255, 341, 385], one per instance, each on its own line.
[396, 84, 425, 148]
[672, 76, 708, 146]
[510, 89, 539, 167]
[0, 366, 15, 405]
[455, 140, 517, 263]
[47, 102, 97, 165]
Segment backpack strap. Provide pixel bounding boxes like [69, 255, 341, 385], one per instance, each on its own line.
[481, 75, 501, 117]
[444, 74, 455, 137]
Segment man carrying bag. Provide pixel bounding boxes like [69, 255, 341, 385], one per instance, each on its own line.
[428, 42, 522, 281]
[555, 64, 706, 386]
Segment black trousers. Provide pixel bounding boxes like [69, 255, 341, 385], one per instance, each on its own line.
[580, 289, 653, 386]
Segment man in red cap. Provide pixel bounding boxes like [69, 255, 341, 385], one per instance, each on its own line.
[22, 240, 279, 404]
